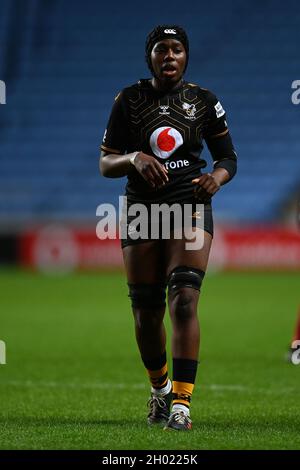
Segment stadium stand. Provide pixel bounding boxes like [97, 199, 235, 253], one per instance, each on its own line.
[0, 0, 299, 227]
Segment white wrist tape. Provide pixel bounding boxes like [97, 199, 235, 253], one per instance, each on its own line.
[129, 151, 139, 166]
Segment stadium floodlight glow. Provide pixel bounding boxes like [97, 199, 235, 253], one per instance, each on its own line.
[0, 80, 6, 104]
[0, 340, 6, 365]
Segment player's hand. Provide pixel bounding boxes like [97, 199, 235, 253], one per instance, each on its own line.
[133, 152, 169, 189]
[192, 173, 221, 201]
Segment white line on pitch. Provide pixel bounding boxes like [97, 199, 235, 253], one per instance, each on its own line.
[0, 380, 297, 395]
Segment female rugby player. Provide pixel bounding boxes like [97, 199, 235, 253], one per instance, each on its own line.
[100, 25, 237, 431]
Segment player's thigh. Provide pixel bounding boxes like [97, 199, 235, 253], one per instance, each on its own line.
[165, 227, 213, 276]
[122, 240, 167, 284]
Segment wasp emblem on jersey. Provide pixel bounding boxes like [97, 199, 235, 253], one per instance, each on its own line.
[182, 102, 196, 120]
[150, 127, 183, 159]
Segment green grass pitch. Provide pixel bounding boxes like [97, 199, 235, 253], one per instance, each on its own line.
[0, 269, 299, 450]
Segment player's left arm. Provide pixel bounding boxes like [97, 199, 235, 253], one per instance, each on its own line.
[193, 93, 237, 197]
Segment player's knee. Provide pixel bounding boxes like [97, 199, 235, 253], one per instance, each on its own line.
[133, 307, 164, 331]
[167, 266, 205, 296]
[128, 283, 166, 310]
[171, 287, 194, 307]
[169, 287, 196, 322]
[167, 266, 205, 321]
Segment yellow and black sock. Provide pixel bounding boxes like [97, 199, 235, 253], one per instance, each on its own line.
[142, 351, 169, 391]
[172, 358, 198, 412]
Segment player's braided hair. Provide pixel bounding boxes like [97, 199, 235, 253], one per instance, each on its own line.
[145, 25, 189, 76]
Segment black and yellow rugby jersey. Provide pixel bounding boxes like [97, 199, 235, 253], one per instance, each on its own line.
[101, 79, 236, 204]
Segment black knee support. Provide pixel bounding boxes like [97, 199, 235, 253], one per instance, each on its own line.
[167, 266, 205, 294]
[128, 283, 166, 309]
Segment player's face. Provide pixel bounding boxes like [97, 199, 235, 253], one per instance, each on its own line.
[151, 39, 186, 84]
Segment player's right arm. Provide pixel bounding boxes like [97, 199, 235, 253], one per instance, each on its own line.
[100, 151, 168, 188]
[100, 150, 134, 178]
[99, 91, 168, 188]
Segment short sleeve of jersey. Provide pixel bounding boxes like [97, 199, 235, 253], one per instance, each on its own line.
[202, 91, 228, 139]
[101, 91, 129, 154]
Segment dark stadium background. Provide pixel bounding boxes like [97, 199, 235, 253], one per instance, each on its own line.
[0, 0, 299, 451]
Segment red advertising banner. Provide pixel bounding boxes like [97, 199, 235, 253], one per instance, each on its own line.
[19, 225, 300, 272]
[20, 225, 122, 272]
[210, 226, 300, 270]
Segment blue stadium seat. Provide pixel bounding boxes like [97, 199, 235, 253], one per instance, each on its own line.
[0, 0, 299, 225]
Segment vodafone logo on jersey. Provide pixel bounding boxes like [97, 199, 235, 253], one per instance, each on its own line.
[149, 127, 183, 159]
